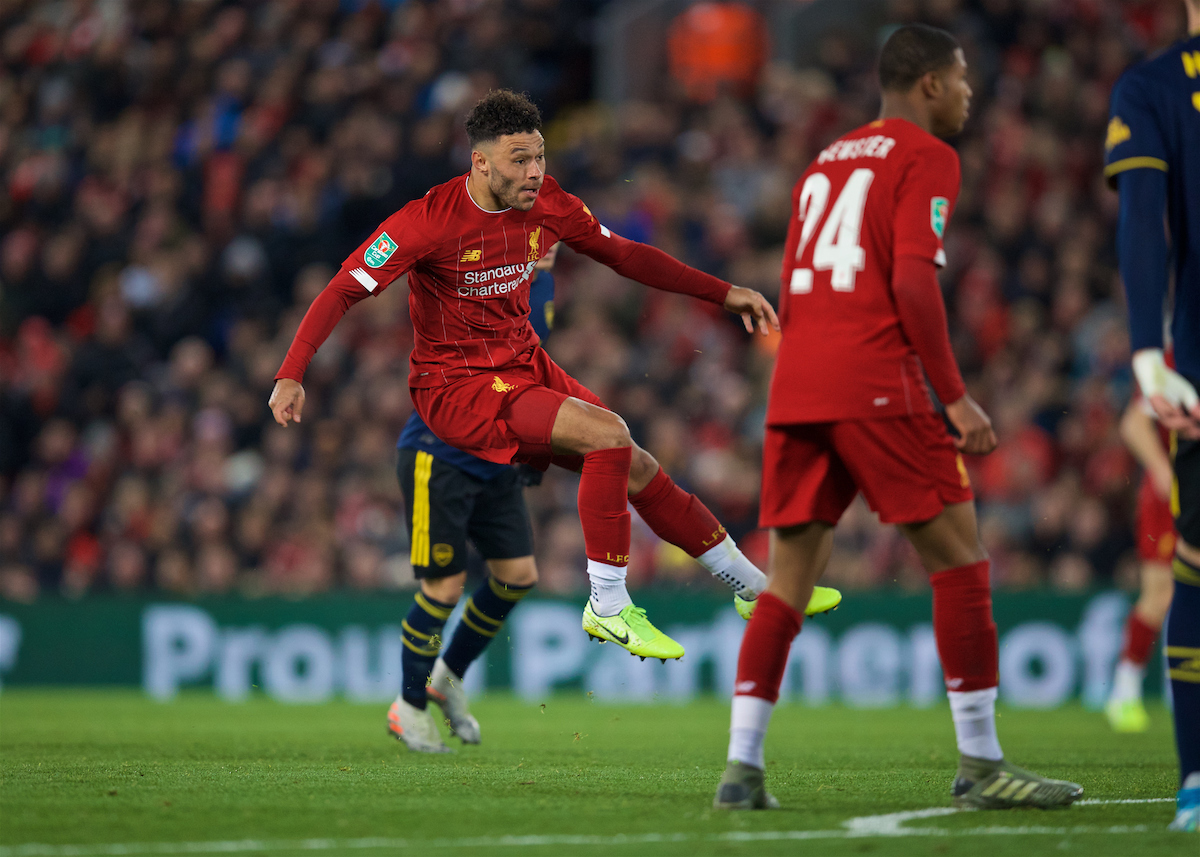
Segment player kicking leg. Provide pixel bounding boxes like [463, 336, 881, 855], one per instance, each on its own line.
[481, 367, 839, 664]
[387, 448, 536, 753]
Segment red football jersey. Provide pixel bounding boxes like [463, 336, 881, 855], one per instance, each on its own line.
[337, 174, 698, 389]
[768, 118, 961, 424]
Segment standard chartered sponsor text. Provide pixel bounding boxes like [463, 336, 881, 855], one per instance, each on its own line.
[457, 260, 536, 297]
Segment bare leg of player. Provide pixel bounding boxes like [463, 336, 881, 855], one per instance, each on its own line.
[901, 501, 1082, 808]
[714, 522, 833, 809]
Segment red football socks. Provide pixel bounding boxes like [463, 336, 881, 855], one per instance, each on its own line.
[930, 560, 999, 692]
[578, 446, 632, 566]
[734, 592, 803, 704]
[1121, 610, 1160, 667]
[629, 467, 725, 558]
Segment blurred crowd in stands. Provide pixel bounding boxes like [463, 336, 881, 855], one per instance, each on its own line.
[0, 0, 1186, 601]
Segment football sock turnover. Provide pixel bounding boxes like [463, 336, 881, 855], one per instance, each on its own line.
[441, 576, 534, 679]
[400, 591, 455, 709]
[630, 467, 767, 596]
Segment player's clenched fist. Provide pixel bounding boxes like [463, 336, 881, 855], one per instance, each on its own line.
[944, 394, 997, 456]
[724, 285, 780, 336]
[269, 378, 306, 427]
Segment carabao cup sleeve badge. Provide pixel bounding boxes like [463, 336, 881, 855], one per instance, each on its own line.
[930, 198, 949, 239]
[365, 232, 397, 268]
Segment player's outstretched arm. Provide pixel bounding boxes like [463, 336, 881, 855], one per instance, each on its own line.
[270, 271, 372, 425]
[724, 285, 780, 335]
[944, 394, 997, 456]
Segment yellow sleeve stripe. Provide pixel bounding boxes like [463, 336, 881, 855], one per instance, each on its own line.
[1104, 156, 1168, 177]
[1168, 668, 1200, 683]
[1166, 646, 1200, 658]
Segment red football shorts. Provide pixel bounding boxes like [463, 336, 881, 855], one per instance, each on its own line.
[1135, 474, 1177, 563]
[410, 347, 606, 470]
[760, 413, 974, 527]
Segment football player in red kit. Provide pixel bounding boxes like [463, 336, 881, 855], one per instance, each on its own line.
[270, 90, 841, 666]
[714, 24, 1082, 810]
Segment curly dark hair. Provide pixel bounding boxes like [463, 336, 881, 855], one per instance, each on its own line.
[464, 89, 542, 147]
[878, 24, 960, 91]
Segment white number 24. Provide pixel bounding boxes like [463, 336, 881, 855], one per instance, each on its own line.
[790, 168, 874, 294]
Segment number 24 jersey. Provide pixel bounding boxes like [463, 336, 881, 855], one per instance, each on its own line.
[768, 117, 961, 425]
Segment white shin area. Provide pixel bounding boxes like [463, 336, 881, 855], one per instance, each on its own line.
[697, 535, 767, 597]
[586, 559, 632, 616]
[947, 686, 1003, 762]
[728, 694, 775, 770]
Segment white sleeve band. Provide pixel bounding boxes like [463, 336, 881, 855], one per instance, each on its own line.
[348, 267, 379, 292]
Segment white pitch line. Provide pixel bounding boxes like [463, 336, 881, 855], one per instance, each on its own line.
[1077, 798, 1173, 805]
[0, 797, 1176, 856]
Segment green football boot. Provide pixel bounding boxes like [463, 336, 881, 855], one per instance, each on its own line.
[734, 585, 843, 620]
[582, 602, 685, 661]
[952, 755, 1082, 809]
[713, 760, 780, 810]
[1104, 696, 1150, 733]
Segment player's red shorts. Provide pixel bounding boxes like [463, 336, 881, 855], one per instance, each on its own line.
[410, 346, 606, 469]
[760, 412, 973, 528]
[1135, 473, 1177, 563]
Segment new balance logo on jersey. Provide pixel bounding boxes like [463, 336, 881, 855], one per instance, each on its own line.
[735, 681, 757, 694]
[460, 249, 482, 262]
[492, 376, 517, 393]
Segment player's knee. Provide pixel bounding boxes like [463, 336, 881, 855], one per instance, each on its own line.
[492, 558, 538, 588]
[629, 445, 660, 489]
[584, 410, 632, 453]
[421, 574, 465, 604]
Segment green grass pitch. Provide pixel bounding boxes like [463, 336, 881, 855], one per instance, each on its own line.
[0, 690, 1192, 855]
